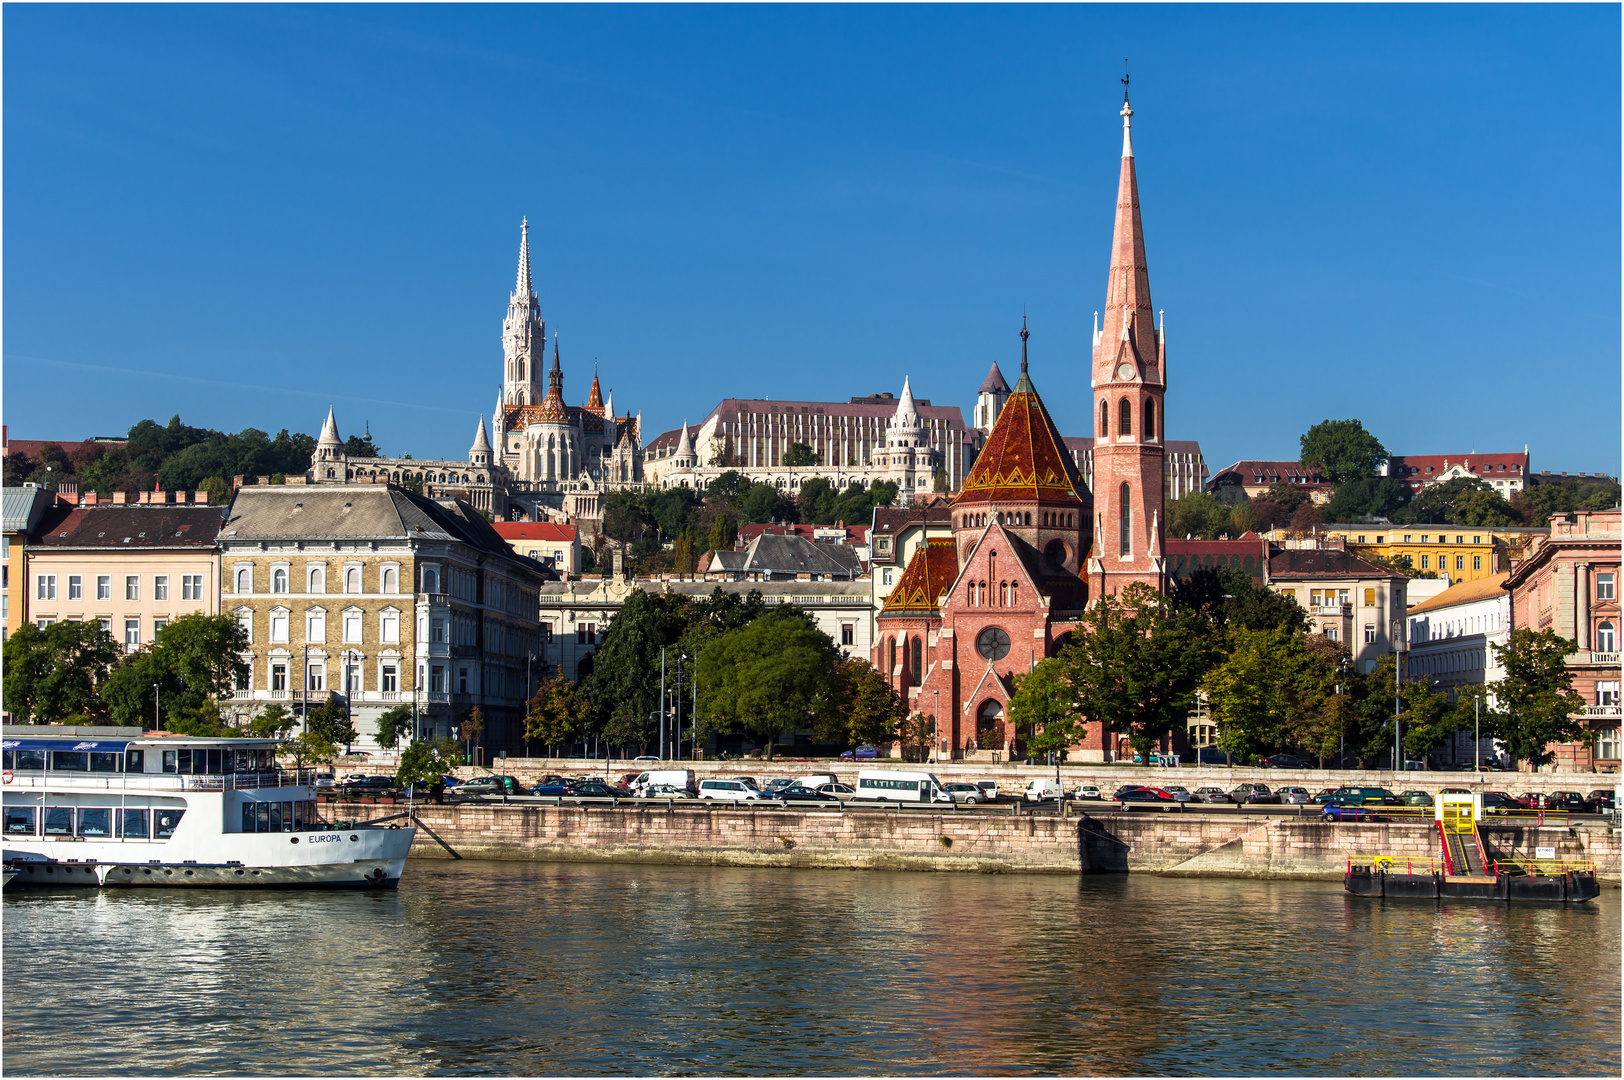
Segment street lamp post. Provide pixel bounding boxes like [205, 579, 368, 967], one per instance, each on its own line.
[153, 683, 159, 730]
[1474, 693, 1482, 773]
[933, 689, 939, 767]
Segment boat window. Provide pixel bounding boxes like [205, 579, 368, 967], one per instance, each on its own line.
[50, 751, 88, 772]
[207, 749, 224, 774]
[178, 749, 193, 773]
[234, 749, 249, 773]
[4, 807, 36, 835]
[162, 750, 178, 774]
[293, 801, 310, 830]
[1, 751, 8, 771]
[43, 807, 74, 835]
[77, 808, 112, 838]
[255, 804, 271, 832]
[126, 749, 144, 773]
[153, 809, 185, 838]
[241, 804, 256, 833]
[269, 804, 284, 832]
[90, 752, 122, 773]
[119, 809, 149, 838]
[14, 749, 45, 771]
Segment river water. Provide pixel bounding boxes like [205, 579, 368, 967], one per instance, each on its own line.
[3, 860, 1618, 1076]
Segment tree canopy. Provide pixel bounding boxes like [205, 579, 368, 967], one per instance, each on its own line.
[1299, 419, 1389, 486]
[2, 620, 119, 724]
[1487, 629, 1586, 768]
[695, 607, 838, 759]
[1395, 476, 1519, 526]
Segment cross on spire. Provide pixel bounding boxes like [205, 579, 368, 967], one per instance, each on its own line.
[1020, 314, 1029, 375]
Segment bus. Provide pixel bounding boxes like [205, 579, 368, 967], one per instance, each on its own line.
[853, 770, 946, 804]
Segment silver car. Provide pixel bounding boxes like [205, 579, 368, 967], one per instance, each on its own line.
[939, 783, 986, 804]
[1281, 786, 1313, 805]
[1194, 786, 1229, 804]
[1162, 785, 1195, 803]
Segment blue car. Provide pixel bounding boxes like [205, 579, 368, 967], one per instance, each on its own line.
[839, 745, 879, 760]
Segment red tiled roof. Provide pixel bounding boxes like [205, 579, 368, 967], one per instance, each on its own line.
[1388, 453, 1526, 480]
[492, 521, 577, 542]
[955, 374, 1086, 507]
[1210, 460, 1324, 485]
[879, 538, 959, 615]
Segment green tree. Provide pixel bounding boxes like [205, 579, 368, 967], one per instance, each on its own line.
[1324, 476, 1409, 522]
[307, 699, 357, 753]
[1010, 659, 1086, 761]
[1299, 419, 1388, 485]
[1397, 476, 1518, 526]
[933, 468, 949, 493]
[1061, 583, 1218, 762]
[704, 470, 751, 507]
[284, 730, 338, 770]
[102, 613, 249, 728]
[897, 710, 936, 763]
[1400, 677, 1471, 762]
[1172, 566, 1309, 634]
[672, 529, 697, 576]
[1513, 477, 1622, 526]
[707, 513, 739, 552]
[2, 620, 118, 724]
[167, 700, 231, 737]
[1166, 491, 1236, 540]
[458, 705, 485, 763]
[783, 442, 820, 467]
[1486, 629, 1587, 768]
[738, 482, 798, 524]
[1202, 626, 1337, 760]
[814, 656, 906, 754]
[395, 737, 459, 795]
[343, 433, 381, 458]
[581, 591, 698, 753]
[246, 702, 298, 739]
[695, 607, 837, 759]
[374, 705, 414, 750]
[526, 675, 588, 754]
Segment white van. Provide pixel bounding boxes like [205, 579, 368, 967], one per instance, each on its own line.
[632, 769, 695, 795]
[794, 773, 839, 792]
[698, 778, 760, 802]
[853, 770, 945, 803]
[1024, 779, 1065, 803]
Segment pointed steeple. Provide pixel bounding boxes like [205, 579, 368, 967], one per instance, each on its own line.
[318, 406, 341, 448]
[471, 415, 492, 454]
[675, 420, 695, 466]
[1092, 88, 1160, 388]
[978, 362, 1010, 395]
[549, 333, 563, 394]
[1013, 316, 1034, 393]
[535, 332, 568, 422]
[603, 387, 615, 422]
[586, 365, 604, 412]
[515, 216, 534, 298]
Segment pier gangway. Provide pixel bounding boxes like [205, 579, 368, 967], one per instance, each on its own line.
[1437, 795, 1488, 876]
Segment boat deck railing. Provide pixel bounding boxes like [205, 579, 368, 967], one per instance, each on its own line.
[1493, 858, 1598, 877]
[1346, 853, 1447, 875]
[1, 770, 319, 792]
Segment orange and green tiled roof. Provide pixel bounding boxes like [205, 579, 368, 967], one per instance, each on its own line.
[879, 537, 960, 616]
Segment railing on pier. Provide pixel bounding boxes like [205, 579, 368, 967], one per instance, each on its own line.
[1493, 857, 1598, 877]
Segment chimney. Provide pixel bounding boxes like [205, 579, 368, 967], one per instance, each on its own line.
[193, 490, 209, 505]
[137, 491, 151, 504]
[232, 475, 245, 489]
[83, 491, 99, 506]
[112, 492, 128, 505]
[256, 475, 271, 486]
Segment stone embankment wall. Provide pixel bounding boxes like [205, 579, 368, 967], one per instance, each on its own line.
[386, 802, 1621, 881]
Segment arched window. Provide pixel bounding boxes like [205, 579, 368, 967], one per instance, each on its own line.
[888, 637, 897, 677]
[1599, 621, 1616, 653]
[382, 567, 397, 594]
[1010, 581, 1018, 606]
[345, 567, 361, 594]
[911, 636, 923, 687]
[308, 566, 325, 594]
[1119, 482, 1132, 557]
[1100, 398, 1110, 437]
[423, 566, 440, 594]
[1119, 398, 1133, 437]
[271, 568, 288, 594]
[999, 581, 1009, 606]
[235, 567, 251, 594]
[1025, 512, 1032, 526]
[1144, 398, 1156, 441]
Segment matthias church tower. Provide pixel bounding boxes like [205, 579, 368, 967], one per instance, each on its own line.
[502, 218, 546, 407]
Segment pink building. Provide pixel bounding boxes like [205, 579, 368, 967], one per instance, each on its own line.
[1504, 508, 1620, 772]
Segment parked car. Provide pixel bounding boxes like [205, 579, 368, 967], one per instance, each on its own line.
[1118, 787, 1176, 808]
[1321, 800, 1400, 822]
[1309, 788, 1339, 806]
[1398, 790, 1435, 808]
[816, 783, 857, 799]
[1113, 783, 1146, 799]
[1260, 755, 1308, 769]
[565, 781, 625, 799]
[342, 774, 395, 791]
[939, 783, 987, 804]
[1546, 791, 1588, 813]
[1162, 785, 1195, 803]
[1331, 786, 1400, 806]
[698, 779, 761, 802]
[760, 778, 795, 795]
[1197, 746, 1235, 765]
[1586, 789, 1617, 813]
[530, 781, 573, 796]
[1438, 787, 1472, 795]
[1026, 779, 1066, 803]
[313, 776, 338, 791]
[1229, 783, 1276, 805]
[1279, 786, 1313, 805]
[774, 786, 840, 803]
[456, 775, 526, 798]
[839, 745, 880, 760]
[731, 776, 761, 790]
[639, 783, 693, 799]
[1075, 784, 1103, 801]
[632, 755, 661, 763]
[974, 780, 1000, 801]
[1193, 786, 1229, 804]
[1516, 791, 1555, 810]
[1480, 792, 1521, 815]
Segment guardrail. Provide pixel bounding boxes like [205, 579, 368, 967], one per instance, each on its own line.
[1493, 857, 1598, 877]
[1347, 854, 1447, 874]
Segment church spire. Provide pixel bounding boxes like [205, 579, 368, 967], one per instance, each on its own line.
[515, 217, 534, 298]
[1092, 82, 1159, 388]
[548, 333, 564, 396]
[503, 217, 545, 406]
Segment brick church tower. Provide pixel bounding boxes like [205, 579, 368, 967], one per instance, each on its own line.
[1088, 87, 1167, 598]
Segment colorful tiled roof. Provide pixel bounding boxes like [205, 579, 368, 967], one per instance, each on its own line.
[879, 537, 959, 615]
[955, 369, 1086, 507]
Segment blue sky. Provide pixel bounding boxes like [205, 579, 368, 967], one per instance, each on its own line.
[5, 5, 1619, 477]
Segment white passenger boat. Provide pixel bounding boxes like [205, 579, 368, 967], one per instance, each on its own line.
[2, 727, 415, 889]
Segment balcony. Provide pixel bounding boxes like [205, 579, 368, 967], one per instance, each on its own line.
[1582, 705, 1622, 719]
[1567, 651, 1620, 667]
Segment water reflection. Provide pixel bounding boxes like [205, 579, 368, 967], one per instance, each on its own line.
[4, 862, 1618, 1076]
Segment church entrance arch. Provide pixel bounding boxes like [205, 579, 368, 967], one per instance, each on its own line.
[975, 698, 1005, 755]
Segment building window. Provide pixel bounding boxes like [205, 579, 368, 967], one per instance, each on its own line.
[1472, 556, 1481, 571]
[1364, 588, 1376, 606]
[381, 567, 398, 593]
[125, 575, 139, 601]
[306, 610, 326, 643]
[1364, 624, 1376, 644]
[1599, 573, 1616, 601]
[1324, 625, 1339, 642]
[154, 618, 168, 637]
[308, 566, 326, 593]
[910, 635, 923, 687]
[270, 611, 289, 643]
[431, 617, 446, 643]
[235, 568, 250, 594]
[430, 665, 445, 693]
[1119, 398, 1132, 437]
[36, 575, 56, 601]
[343, 611, 362, 644]
[381, 664, 398, 692]
[124, 619, 140, 649]
[307, 663, 325, 692]
[271, 568, 288, 594]
[541, 621, 553, 643]
[98, 575, 112, 600]
[345, 567, 361, 594]
[1144, 398, 1156, 440]
[882, 568, 893, 585]
[236, 610, 253, 643]
[458, 667, 468, 694]
[423, 566, 440, 593]
[1099, 398, 1109, 437]
[380, 610, 399, 644]
[1119, 482, 1131, 557]
[1596, 682, 1619, 707]
[1596, 727, 1620, 761]
[1420, 556, 1429, 570]
[67, 575, 82, 600]
[577, 623, 596, 646]
[271, 664, 287, 692]
[841, 623, 855, 646]
[183, 574, 203, 600]
[1597, 622, 1616, 653]
[154, 576, 169, 601]
[1455, 556, 1464, 571]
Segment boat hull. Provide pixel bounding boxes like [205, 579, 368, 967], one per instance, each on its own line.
[1345, 866, 1601, 903]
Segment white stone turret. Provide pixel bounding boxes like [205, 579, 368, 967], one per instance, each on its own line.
[888, 376, 924, 448]
[470, 415, 492, 467]
[502, 217, 546, 407]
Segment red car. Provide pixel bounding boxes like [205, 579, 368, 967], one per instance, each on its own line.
[1517, 792, 1556, 809]
[1117, 787, 1176, 809]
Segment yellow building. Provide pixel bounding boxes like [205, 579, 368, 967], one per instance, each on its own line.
[2, 485, 57, 642]
[1275, 524, 1520, 585]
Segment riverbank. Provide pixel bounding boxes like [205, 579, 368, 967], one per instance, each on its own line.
[379, 802, 1622, 881]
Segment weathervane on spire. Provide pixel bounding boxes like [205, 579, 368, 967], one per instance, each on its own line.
[1122, 59, 1130, 103]
[1020, 313, 1029, 376]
